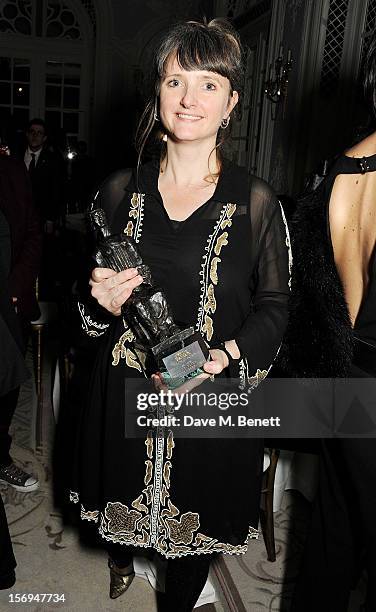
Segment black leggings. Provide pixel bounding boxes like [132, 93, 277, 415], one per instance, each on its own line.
[106, 543, 214, 612]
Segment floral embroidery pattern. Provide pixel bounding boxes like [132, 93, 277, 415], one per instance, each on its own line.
[239, 357, 269, 392]
[70, 491, 79, 504]
[105, 502, 142, 534]
[111, 314, 145, 373]
[197, 203, 237, 342]
[214, 232, 229, 256]
[166, 512, 200, 545]
[124, 220, 133, 236]
[111, 327, 135, 364]
[125, 192, 145, 244]
[209, 256, 221, 284]
[81, 507, 99, 522]
[249, 368, 268, 390]
[77, 302, 110, 337]
[92, 418, 259, 557]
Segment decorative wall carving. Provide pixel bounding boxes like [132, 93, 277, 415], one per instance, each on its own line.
[0, 0, 94, 38]
[46, 1, 81, 39]
[0, 0, 32, 35]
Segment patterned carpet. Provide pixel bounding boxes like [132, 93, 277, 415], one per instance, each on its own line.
[0, 334, 366, 611]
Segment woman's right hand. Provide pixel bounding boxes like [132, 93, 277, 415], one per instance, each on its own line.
[89, 267, 143, 315]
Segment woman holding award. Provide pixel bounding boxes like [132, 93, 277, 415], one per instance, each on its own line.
[71, 19, 290, 610]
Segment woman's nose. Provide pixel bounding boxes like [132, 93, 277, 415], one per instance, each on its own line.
[180, 85, 197, 107]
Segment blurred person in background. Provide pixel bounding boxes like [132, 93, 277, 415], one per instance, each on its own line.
[19, 118, 65, 300]
[0, 155, 41, 492]
[0, 207, 32, 589]
[283, 34, 376, 612]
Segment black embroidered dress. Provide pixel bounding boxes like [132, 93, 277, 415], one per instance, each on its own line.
[70, 159, 291, 558]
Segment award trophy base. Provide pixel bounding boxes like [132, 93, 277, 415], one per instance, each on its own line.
[151, 327, 209, 389]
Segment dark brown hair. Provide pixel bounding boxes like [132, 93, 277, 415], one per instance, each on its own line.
[135, 18, 244, 171]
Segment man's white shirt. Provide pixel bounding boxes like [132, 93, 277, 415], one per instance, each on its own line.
[24, 147, 43, 170]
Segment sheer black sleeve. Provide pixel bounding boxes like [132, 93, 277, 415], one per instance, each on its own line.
[91, 168, 133, 227]
[233, 177, 291, 380]
[77, 169, 133, 338]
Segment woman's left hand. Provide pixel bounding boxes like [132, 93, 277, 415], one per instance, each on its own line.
[203, 348, 229, 375]
[152, 348, 229, 394]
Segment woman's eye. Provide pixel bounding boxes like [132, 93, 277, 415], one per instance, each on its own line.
[168, 79, 180, 87]
[204, 83, 216, 90]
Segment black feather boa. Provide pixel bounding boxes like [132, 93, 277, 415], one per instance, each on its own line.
[279, 185, 353, 377]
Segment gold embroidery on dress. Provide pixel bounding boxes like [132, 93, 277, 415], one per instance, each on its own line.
[94, 429, 260, 556]
[196, 203, 236, 342]
[214, 232, 229, 256]
[166, 431, 175, 459]
[69, 490, 79, 504]
[81, 507, 99, 522]
[135, 516, 150, 544]
[124, 220, 133, 236]
[161, 484, 169, 506]
[112, 329, 135, 366]
[105, 502, 142, 535]
[145, 431, 153, 459]
[125, 348, 142, 371]
[129, 192, 140, 218]
[166, 512, 200, 545]
[161, 498, 179, 519]
[240, 358, 270, 392]
[202, 314, 214, 341]
[132, 495, 148, 513]
[163, 461, 171, 488]
[203, 284, 216, 313]
[111, 326, 144, 372]
[144, 460, 153, 485]
[210, 257, 221, 285]
[78, 302, 110, 337]
[195, 533, 213, 545]
[143, 484, 153, 505]
[128, 192, 145, 243]
[220, 203, 236, 228]
[248, 368, 268, 390]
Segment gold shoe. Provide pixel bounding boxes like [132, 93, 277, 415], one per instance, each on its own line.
[108, 559, 135, 599]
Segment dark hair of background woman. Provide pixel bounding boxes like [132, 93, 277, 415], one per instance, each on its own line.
[364, 32, 376, 116]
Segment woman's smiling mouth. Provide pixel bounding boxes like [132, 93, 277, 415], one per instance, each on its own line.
[176, 113, 203, 120]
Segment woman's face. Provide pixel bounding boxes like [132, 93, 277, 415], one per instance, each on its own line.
[159, 55, 238, 145]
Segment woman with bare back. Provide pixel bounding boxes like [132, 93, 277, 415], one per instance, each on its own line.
[284, 36, 376, 612]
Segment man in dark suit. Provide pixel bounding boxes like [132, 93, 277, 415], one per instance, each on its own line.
[0, 155, 41, 492]
[24, 118, 64, 229]
[22, 118, 65, 299]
